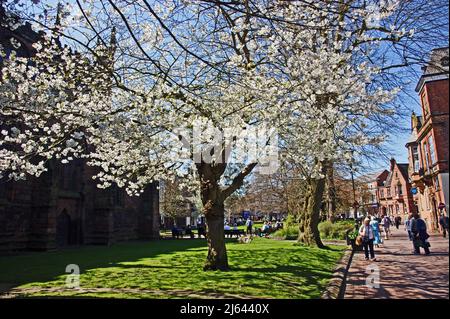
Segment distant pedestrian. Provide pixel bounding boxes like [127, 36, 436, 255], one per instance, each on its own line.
[245, 218, 253, 235]
[410, 212, 431, 255]
[197, 223, 206, 238]
[261, 222, 270, 235]
[275, 221, 280, 229]
[359, 217, 376, 261]
[395, 216, 401, 229]
[370, 216, 382, 247]
[438, 213, 449, 238]
[382, 215, 391, 240]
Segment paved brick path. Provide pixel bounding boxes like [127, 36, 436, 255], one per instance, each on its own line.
[344, 227, 449, 299]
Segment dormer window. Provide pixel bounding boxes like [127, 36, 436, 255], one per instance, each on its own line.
[397, 184, 403, 196]
[441, 56, 449, 67]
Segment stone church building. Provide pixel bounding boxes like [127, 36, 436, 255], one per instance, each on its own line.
[0, 160, 160, 253]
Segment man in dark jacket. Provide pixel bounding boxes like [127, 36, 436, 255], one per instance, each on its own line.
[410, 212, 430, 255]
[395, 216, 401, 229]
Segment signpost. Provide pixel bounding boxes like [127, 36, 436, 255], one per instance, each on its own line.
[242, 211, 251, 220]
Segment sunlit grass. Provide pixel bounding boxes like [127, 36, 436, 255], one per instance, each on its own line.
[0, 238, 345, 299]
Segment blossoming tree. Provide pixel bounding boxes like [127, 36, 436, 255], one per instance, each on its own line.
[0, 0, 447, 269]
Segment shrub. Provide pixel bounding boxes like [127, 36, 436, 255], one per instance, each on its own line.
[272, 220, 354, 241]
[347, 229, 359, 240]
[319, 220, 355, 240]
[272, 225, 299, 240]
[284, 215, 297, 225]
[318, 221, 332, 238]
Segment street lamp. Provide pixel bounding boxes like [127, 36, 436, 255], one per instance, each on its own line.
[348, 151, 358, 219]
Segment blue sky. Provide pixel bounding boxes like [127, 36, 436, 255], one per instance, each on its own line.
[366, 97, 420, 174]
[385, 82, 422, 165]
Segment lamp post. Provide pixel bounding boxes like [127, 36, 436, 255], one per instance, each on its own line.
[349, 151, 358, 219]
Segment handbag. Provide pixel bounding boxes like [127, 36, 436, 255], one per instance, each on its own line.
[355, 235, 363, 246]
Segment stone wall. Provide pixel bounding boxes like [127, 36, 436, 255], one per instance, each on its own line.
[0, 159, 160, 254]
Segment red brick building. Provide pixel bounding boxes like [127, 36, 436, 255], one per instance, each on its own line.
[378, 159, 415, 219]
[405, 47, 449, 231]
[358, 170, 389, 216]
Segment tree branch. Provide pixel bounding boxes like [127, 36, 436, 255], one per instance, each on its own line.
[221, 162, 257, 200]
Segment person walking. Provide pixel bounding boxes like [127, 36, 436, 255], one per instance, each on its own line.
[245, 218, 253, 235]
[439, 213, 449, 238]
[359, 217, 376, 261]
[382, 215, 391, 240]
[370, 216, 382, 247]
[410, 212, 431, 255]
[261, 221, 270, 237]
[395, 216, 401, 229]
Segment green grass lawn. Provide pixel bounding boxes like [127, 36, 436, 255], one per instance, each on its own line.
[0, 238, 345, 299]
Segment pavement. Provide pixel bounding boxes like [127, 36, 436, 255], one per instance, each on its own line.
[344, 226, 449, 299]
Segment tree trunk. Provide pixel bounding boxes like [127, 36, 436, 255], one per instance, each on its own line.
[197, 159, 256, 271]
[298, 177, 326, 248]
[197, 162, 230, 271]
[203, 201, 229, 271]
[298, 193, 309, 239]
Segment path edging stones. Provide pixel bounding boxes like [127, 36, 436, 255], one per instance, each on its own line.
[321, 247, 354, 299]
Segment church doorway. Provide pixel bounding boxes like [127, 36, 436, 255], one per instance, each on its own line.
[56, 210, 71, 247]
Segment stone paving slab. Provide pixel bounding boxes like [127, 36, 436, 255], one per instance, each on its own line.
[344, 227, 449, 299]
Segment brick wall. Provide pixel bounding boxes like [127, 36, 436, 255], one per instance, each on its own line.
[427, 79, 449, 171]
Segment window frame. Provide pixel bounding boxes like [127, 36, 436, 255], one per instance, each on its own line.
[421, 90, 430, 119]
[428, 135, 437, 164]
[412, 145, 421, 173]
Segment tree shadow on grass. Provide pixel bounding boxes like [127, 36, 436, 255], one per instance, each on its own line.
[0, 239, 343, 299]
[0, 239, 214, 287]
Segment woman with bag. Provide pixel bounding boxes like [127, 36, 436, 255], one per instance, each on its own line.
[359, 217, 377, 261]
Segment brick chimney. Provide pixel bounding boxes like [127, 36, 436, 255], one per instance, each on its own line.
[390, 158, 396, 171]
[411, 112, 418, 130]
